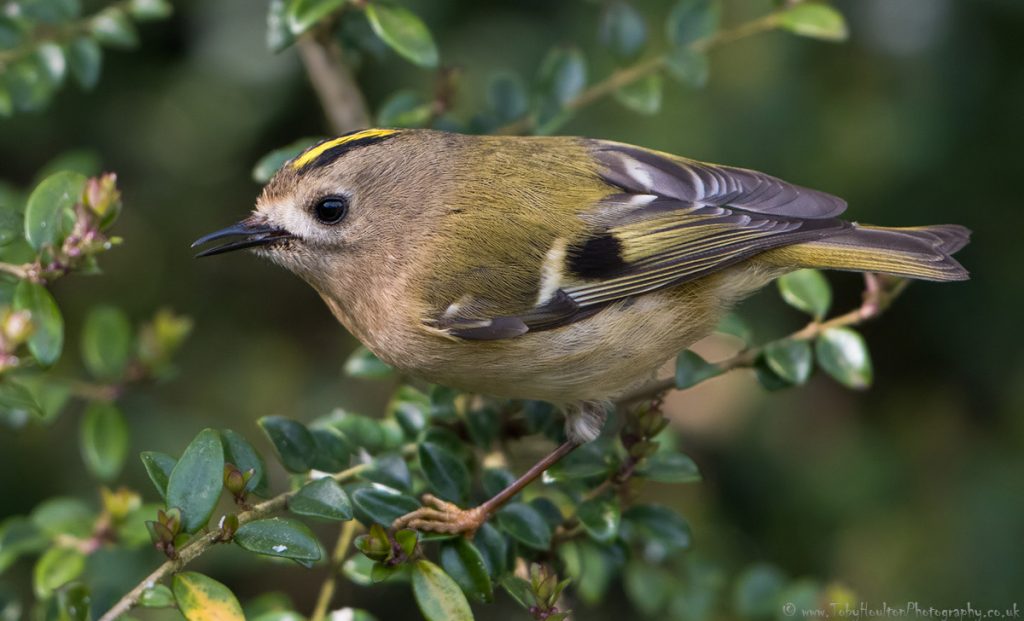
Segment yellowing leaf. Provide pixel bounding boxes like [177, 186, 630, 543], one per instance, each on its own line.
[172, 572, 244, 621]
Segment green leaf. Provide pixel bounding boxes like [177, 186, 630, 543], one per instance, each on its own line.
[599, 1, 647, 60]
[172, 572, 245, 621]
[20, 0, 80, 23]
[31, 497, 94, 538]
[411, 560, 474, 621]
[637, 451, 701, 483]
[13, 281, 64, 366]
[0, 516, 47, 573]
[309, 425, 355, 473]
[140, 451, 176, 499]
[487, 73, 528, 124]
[815, 327, 872, 389]
[536, 46, 586, 106]
[259, 415, 316, 473]
[33, 546, 85, 599]
[500, 575, 536, 609]
[559, 539, 615, 606]
[0, 380, 43, 420]
[36, 43, 66, 85]
[166, 428, 225, 533]
[674, 349, 721, 389]
[24, 170, 84, 252]
[89, 7, 139, 49]
[621, 504, 692, 556]
[220, 429, 269, 496]
[666, 0, 720, 47]
[128, 0, 173, 21]
[472, 522, 507, 577]
[545, 440, 614, 481]
[233, 517, 321, 562]
[389, 385, 429, 438]
[716, 312, 752, 343]
[54, 581, 91, 621]
[252, 137, 322, 183]
[418, 442, 470, 503]
[777, 268, 831, 319]
[67, 37, 102, 90]
[352, 487, 419, 526]
[266, 0, 295, 52]
[576, 495, 620, 543]
[342, 553, 375, 586]
[762, 339, 813, 385]
[733, 563, 786, 619]
[624, 560, 674, 616]
[777, 3, 848, 42]
[360, 453, 411, 492]
[139, 584, 175, 608]
[365, 4, 439, 68]
[440, 538, 493, 603]
[614, 73, 662, 115]
[496, 503, 551, 550]
[80, 305, 133, 381]
[79, 402, 129, 481]
[376, 89, 433, 128]
[290, 477, 353, 521]
[754, 357, 792, 391]
[286, 0, 348, 36]
[344, 345, 393, 379]
[665, 47, 709, 88]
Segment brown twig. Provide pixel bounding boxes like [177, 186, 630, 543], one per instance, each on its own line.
[617, 274, 910, 405]
[297, 32, 371, 134]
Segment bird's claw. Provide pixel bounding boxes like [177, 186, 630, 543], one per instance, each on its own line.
[392, 493, 487, 538]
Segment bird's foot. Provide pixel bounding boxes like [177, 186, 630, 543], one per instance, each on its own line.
[392, 494, 488, 538]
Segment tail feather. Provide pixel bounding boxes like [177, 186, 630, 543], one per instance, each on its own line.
[762, 224, 971, 282]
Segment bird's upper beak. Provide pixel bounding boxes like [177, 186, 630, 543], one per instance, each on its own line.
[191, 218, 293, 257]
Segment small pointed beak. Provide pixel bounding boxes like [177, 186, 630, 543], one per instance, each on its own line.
[191, 220, 293, 258]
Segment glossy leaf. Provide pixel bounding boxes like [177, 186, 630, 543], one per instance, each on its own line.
[233, 517, 321, 562]
[440, 538, 493, 602]
[33, 546, 85, 598]
[140, 451, 176, 499]
[14, 281, 64, 366]
[638, 451, 702, 483]
[129, 0, 173, 21]
[473, 522, 508, 577]
[614, 73, 662, 115]
[622, 504, 692, 554]
[90, 7, 139, 48]
[252, 137, 321, 183]
[24, 170, 83, 251]
[286, 0, 348, 36]
[777, 4, 848, 42]
[733, 563, 786, 619]
[352, 487, 419, 525]
[139, 584, 175, 608]
[665, 47, 709, 88]
[576, 495, 621, 543]
[487, 73, 528, 124]
[259, 416, 316, 473]
[389, 385, 430, 438]
[500, 575, 536, 609]
[535, 46, 586, 107]
[716, 312, 752, 343]
[496, 503, 551, 550]
[80, 401, 129, 481]
[31, 498, 93, 539]
[0, 380, 43, 420]
[365, 4, 439, 68]
[172, 572, 245, 621]
[777, 269, 831, 319]
[666, 0, 720, 47]
[220, 429, 269, 496]
[675, 349, 721, 389]
[81, 305, 133, 381]
[624, 561, 674, 616]
[418, 442, 470, 503]
[309, 425, 354, 473]
[815, 327, 872, 389]
[266, 0, 294, 52]
[344, 345, 393, 378]
[166, 428, 225, 533]
[411, 560, 474, 621]
[290, 477, 353, 521]
[545, 440, 613, 481]
[763, 339, 813, 385]
[360, 453, 412, 493]
[376, 89, 433, 128]
[599, 1, 647, 60]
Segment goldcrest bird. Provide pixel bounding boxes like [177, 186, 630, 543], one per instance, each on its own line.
[194, 128, 969, 534]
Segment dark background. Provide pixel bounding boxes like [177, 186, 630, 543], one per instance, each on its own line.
[2, 0, 1022, 617]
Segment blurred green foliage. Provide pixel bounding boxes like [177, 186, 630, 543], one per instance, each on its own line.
[1, 0, 1022, 619]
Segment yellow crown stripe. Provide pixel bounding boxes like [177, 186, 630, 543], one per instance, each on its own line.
[291, 129, 399, 170]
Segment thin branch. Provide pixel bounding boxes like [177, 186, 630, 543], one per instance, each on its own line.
[496, 10, 786, 135]
[0, 0, 132, 66]
[310, 520, 361, 621]
[297, 33, 371, 134]
[97, 459, 379, 621]
[617, 275, 911, 405]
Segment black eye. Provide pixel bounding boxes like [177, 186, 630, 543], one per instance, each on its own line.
[314, 196, 348, 224]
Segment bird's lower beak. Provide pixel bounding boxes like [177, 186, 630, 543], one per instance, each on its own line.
[191, 219, 293, 257]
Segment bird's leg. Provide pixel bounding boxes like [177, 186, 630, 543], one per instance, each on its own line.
[392, 440, 578, 537]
